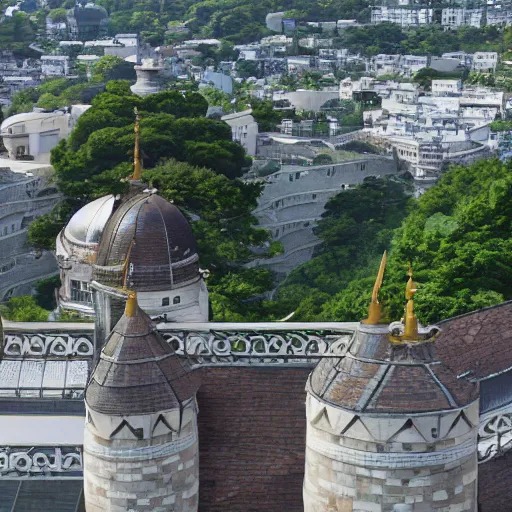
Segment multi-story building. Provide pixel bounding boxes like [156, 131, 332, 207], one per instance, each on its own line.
[250, 156, 398, 276]
[472, 51, 498, 72]
[442, 7, 483, 28]
[221, 109, 258, 157]
[0, 162, 60, 301]
[41, 56, 70, 78]
[0, 107, 90, 164]
[371, 6, 433, 26]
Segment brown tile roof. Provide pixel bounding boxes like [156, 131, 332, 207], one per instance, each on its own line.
[94, 193, 199, 291]
[479, 450, 512, 512]
[85, 301, 200, 416]
[310, 327, 478, 413]
[436, 301, 512, 380]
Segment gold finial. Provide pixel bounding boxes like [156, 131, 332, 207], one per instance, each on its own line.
[403, 263, 419, 339]
[121, 240, 134, 289]
[362, 251, 387, 325]
[133, 107, 142, 181]
[125, 291, 137, 317]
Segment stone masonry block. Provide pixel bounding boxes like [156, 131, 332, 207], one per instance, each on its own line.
[433, 490, 449, 501]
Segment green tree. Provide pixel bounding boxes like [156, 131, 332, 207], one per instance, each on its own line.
[91, 56, 136, 82]
[35, 276, 61, 310]
[0, 296, 50, 322]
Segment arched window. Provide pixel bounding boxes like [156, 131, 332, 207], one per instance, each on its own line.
[173, 296, 181, 305]
[162, 297, 170, 307]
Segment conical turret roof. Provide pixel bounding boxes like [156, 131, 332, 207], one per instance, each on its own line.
[85, 295, 200, 416]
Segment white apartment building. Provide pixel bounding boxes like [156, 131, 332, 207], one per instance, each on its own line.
[40, 56, 70, 77]
[431, 79, 462, 96]
[250, 156, 398, 276]
[221, 109, 259, 157]
[0, 161, 61, 301]
[472, 52, 498, 72]
[371, 7, 433, 26]
[1, 107, 90, 164]
[441, 8, 483, 28]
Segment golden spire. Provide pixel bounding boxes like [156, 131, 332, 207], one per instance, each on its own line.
[403, 264, 419, 340]
[125, 291, 137, 317]
[362, 251, 387, 324]
[133, 107, 142, 181]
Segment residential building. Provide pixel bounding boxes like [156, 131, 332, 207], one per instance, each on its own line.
[41, 56, 70, 77]
[221, 109, 258, 156]
[0, 161, 60, 301]
[249, 155, 398, 276]
[1, 107, 90, 164]
[371, 7, 433, 26]
[432, 79, 463, 96]
[472, 51, 498, 72]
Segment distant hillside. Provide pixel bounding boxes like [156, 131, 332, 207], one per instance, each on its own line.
[89, 0, 371, 45]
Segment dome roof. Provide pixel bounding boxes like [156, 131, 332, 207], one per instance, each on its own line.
[93, 192, 199, 291]
[86, 296, 200, 416]
[309, 323, 478, 414]
[64, 195, 115, 246]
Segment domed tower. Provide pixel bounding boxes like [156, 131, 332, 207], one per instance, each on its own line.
[84, 293, 201, 511]
[56, 195, 115, 316]
[303, 255, 479, 512]
[57, 111, 208, 327]
[92, 190, 208, 341]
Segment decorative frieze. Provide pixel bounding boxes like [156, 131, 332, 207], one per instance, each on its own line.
[161, 328, 352, 365]
[0, 447, 82, 476]
[478, 412, 512, 463]
[3, 333, 94, 358]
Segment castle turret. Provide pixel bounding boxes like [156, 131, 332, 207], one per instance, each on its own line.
[84, 293, 201, 511]
[130, 58, 164, 97]
[303, 258, 479, 512]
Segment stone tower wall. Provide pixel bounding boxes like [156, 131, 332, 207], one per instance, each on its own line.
[84, 404, 199, 512]
[303, 393, 479, 512]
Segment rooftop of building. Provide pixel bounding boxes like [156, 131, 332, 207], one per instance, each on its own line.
[94, 191, 199, 291]
[85, 294, 200, 416]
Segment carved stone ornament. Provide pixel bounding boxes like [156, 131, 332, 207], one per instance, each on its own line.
[0, 447, 82, 476]
[161, 329, 352, 366]
[478, 412, 512, 463]
[3, 334, 94, 357]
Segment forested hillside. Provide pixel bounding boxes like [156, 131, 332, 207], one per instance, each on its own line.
[271, 159, 512, 325]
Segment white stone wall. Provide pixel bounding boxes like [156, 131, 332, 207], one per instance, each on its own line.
[304, 393, 479, 512]
[84, 402, 199, 512]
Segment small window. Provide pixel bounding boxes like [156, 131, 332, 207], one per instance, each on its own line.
[3, 227, 7, 236]
[173, 296, 181, 305]
[162, 297, 170, 307]
[289, 174, 293, 182]
[312, 194, 317, 200]
[327, 168, 331, 177]
[11, 224, 15, 232]
[295, 172, 300, 180]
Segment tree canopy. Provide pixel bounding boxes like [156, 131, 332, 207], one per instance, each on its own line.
[270, 158, 512, 325]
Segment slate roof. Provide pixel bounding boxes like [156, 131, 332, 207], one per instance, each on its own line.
[94, 192, 199, 291]
[435, 301, 512, 380]
[0, 480, 84, 512]
[85, 299, 200, 416]
[309, 324, 478, 413]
